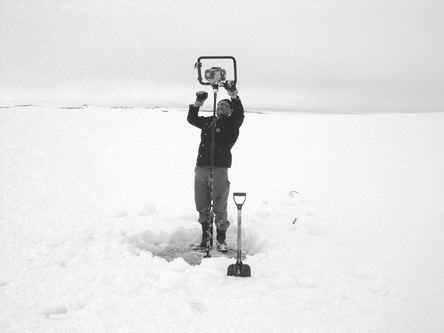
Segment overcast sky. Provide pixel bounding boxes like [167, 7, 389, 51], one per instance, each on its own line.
[1, 0, 443, 111]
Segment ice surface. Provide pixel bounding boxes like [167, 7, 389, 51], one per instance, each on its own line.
[1, 106, 444, 332]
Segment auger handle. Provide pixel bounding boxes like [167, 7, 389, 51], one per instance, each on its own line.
[233, 192, 246, 210]
[195, 56, 237, 86]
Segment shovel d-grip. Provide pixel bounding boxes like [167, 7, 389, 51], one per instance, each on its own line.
[233, 192, 246, 209]
[227, 192, 251, 277]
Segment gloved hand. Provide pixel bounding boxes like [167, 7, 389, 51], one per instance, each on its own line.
[223, 80, 238, 98]
[194, 91, 208, 107]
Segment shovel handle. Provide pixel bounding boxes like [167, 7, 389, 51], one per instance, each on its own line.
[233, 192, 246, 209]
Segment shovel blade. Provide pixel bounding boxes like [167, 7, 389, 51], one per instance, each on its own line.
[227, 262, 251, 277]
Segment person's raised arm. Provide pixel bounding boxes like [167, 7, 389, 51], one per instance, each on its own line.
[187, 91, 208, 129]
[224, 81, 244, 128]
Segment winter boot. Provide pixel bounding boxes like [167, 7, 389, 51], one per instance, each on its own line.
[216, 229, 228, 253]
[192, 222, 213, 251]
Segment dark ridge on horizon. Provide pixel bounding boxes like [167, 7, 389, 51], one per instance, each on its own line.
[0, 104, 442, 115]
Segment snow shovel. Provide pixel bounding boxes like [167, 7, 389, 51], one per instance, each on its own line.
[227, 192, 251, 277]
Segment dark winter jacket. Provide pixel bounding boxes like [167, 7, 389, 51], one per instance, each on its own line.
[187, 97, 244, 168]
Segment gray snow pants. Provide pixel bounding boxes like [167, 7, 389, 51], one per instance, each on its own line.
[194, 166, 230, 231]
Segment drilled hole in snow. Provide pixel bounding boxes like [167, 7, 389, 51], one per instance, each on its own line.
[125, 226, 265, 265]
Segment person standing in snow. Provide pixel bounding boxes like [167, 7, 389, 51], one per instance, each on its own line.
[187, 81, 244, 252]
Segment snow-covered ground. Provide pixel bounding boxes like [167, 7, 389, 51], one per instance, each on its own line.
[1, 105, 443, 332]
